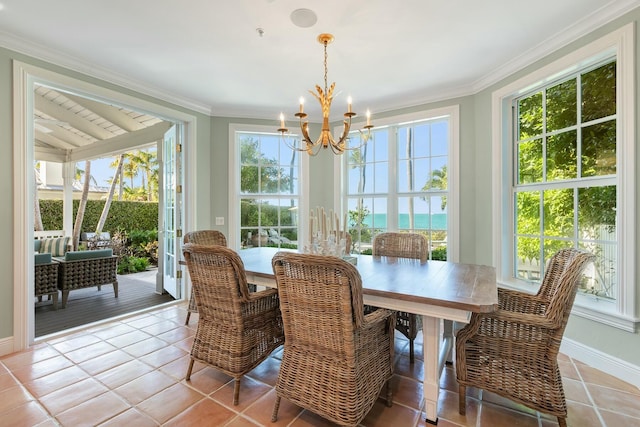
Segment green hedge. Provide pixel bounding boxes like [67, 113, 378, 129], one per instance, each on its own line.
[39, 200, 158, 234]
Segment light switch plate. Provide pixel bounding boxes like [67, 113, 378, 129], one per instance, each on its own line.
[215, 217, 224, 225]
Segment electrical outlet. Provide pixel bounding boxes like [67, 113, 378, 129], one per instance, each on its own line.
[215, 217, 224, 225]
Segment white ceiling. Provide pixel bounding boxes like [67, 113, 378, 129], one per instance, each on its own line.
[1, 0, 639, 123]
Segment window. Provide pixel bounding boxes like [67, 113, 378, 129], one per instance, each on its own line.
[341, 107, 459, 261]
[493, 24, 636, 330]
[229, 125, 308, 250]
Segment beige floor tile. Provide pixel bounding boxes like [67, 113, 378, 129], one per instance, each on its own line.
[390, 374, 423, 410]
[159, 354, 203, 380]
[88, 323, 137, 340]
[565, 400, 602, 426]
[210, 375, 271, 410]
[0, 344, 60, 370]
[362, 398, 421, 427]
[245, 389, 304, 426]
[586, 384, 640, 419]
[55, 390, 130, 426]
[224, 415, 262, 426]
[23, 365, 89, 398]
[64, 340, 118, 364]
[10, 355, 74, 383]
[155, 326, 194, 344]
[139, 345, 187, 368]
[114, 370, 177, 404]
[0, 371, 20, 392]
[49, 334, 101, 353]
[438, 388, 479, 426]
[184, 365, 233, 395]
[77, 349, 134, 376]
[479, 403, 540, 427]
[95, 359, 154, 389]
[563, 377, 591, 405]
[98, 408, 159, 427]
[246, 356, 282, 387]
[1, 401, 49, 427]
[0, 385, 34, 414]
[394, 354, 425, 382]
[140, 319, 182, 335]
[121, 336, 169, 358]
[104, 330, 153, 348]
[599, 409, 640, 427]
[137, 382, 204, 424]
[577, 363, 640, 395]
[163, 397, 236, 427]
[38, 378, 108, 415]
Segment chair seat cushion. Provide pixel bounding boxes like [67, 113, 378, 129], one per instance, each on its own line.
[35, 253, 52, 264]
[63, 248, 113, 261]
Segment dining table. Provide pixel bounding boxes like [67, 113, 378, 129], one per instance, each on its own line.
[235, 247, 498, 425]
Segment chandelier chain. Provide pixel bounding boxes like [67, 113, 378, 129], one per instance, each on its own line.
[323, 40, 329, 95]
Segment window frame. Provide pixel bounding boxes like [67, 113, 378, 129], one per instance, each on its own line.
[335, 106, 460, 262]
[228, 123, 310, 250]
[491, 23, 637, 331]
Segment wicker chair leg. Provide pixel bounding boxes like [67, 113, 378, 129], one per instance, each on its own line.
[61, 291, 69, 309]
[458, 385, 466, 415]
[113, 281, 118, 298]
[52, 293, 58, 311]
[385, 379, 393, 407]
[185, 358, 195, 380]
[233, 377, 241, 405]
[558, 417, 567, 427]
[271, 396, 281, 422]
[184, 311, 191, 325]
[409, 338, 415, 363]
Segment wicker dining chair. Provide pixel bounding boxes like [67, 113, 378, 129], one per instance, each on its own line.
[456, 248, 595, 427]
[183, 230, 227, 325]
[372, 232, 428, 362]
[271, 252, 395, 427]
[182, 243, 284, 405]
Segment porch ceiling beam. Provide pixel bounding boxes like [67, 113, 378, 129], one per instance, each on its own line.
[64, 93, 147, 132]
[34, 132, 75, 151]
[35, 146, 67, 163]
[68, 121, 173, 162]
[34, 93, 115, 140]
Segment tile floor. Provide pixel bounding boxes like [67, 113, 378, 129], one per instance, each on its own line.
[1, 302, 639, 427]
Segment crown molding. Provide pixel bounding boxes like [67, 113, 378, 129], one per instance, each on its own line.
[1, 0, 638, 119]
[0, 31, 212, 115]
[471, 0, 640, 92]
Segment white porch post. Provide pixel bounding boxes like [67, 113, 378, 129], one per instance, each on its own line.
[62, 162, 74, 239]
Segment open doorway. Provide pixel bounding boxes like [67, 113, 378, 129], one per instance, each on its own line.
[14, 61, 196, 347]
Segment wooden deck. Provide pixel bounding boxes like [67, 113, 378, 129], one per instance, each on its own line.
[35, 268, 175, 337]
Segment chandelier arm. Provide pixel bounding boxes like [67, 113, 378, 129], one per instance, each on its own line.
[300, 120, 314, 146]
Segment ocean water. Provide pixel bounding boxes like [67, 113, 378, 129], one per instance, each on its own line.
[362, 213, 447, 230]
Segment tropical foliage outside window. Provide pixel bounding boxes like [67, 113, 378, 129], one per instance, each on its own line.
[345, 117, 449, 260]
[237, 132, 299, 249]
[513, 60, 616, 299]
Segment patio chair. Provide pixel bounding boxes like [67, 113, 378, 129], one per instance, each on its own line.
[183, 230, 227, 325]
[372, 232, 428, 362]
[182, 243, 284, 405]
[271, 252, 394, 426]
[456, 248, 595, 427]
[34, 253, 59, 310]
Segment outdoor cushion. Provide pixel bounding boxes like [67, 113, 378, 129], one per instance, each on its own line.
[64, 248, 113, 261]
[34, 239, 42, 253]
[40, 237, 70, 257]
[34, 253, 52, 264]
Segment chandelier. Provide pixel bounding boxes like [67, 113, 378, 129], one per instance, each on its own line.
[278, 33, 373, 156]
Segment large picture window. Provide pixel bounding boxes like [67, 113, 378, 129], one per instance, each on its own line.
[230, 128, 304, 250]
[513, 61, 616, 298]
[342, 107, 458, 261]
[493, 24, 636, 330]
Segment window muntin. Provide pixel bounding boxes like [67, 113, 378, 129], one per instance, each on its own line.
[513, 59, 617, 300]
[237, 132, 299, 249]
[345, 116, 450, 260]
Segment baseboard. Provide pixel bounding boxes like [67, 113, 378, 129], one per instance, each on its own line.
[0, 336, 14, 358]
[561, 337, 640, 389]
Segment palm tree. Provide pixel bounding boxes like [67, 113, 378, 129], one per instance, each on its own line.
[422, 165, 448, 210]
[96, 154, 125, 234]
[72, 160, 92, 250]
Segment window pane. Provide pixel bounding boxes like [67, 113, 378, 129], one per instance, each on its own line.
[240, 165, 259, 193]
[582, 61, 616, 122]
[547, 130, 577, 180]
[518, 91, 543, 140]
[431, 121, 449, 157]
[413, 123, 431, 157]
[515, 191, 540, 235]
[579, 241, 616, 300]
[581, 121, 616, 177]
[517, 139, 542, 184]
[578, 186, 616, 240]
[543, 189, 574, 238]
[515, 236, 542, 281]
[374, 162, 388, 193]
[240, 137, 259, 164]
[546, 79, 577, 132]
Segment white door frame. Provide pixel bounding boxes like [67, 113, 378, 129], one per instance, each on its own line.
[12, 61, 197, 350]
